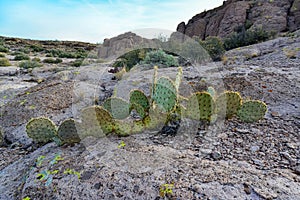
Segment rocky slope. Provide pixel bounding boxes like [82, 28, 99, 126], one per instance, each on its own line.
[0, 29, 299, 199]
[177, 0, 300, 39]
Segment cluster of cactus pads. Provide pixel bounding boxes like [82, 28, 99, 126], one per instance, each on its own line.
[26, 66, 267, 144]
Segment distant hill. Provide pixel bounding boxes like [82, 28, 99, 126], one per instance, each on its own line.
[177, 0, 300, 40]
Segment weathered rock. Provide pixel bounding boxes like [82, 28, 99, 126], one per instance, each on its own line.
[97, 32, 159, 59]
[177, 0, 300, 39]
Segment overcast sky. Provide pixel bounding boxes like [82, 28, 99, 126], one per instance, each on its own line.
[0, 0, 224, 43]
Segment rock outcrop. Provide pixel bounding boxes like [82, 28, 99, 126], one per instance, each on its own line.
[98, 32, 159, 59]
[177, 0, 300, 39]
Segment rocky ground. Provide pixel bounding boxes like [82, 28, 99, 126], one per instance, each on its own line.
[0, 32, 299, 200]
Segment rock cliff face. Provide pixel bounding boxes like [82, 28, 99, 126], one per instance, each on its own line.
[177, 0, 300, 39]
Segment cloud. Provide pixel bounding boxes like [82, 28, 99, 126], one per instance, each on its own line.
[0, 0, 224, 43]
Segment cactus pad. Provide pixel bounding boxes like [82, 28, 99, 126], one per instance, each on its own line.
[152, 77, 177, 112]
[26, 117, 57, 144]
[80, 106, 114, 137]
[131, 103, 147, 119]
[114, 119, 144, 136]
[130, 90, 150, 111]
[103, 97, 130, 120]
[186, 92, 215, 121]
[215, 91, 242, 119]
[57, 119, 81, 144]
[237, 100, 267, 123]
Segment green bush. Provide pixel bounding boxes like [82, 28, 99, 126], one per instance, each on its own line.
[0, 58, 11, 66]
[43, 58, 63, 64]
[19, 60, 42, 69]
[142, 49, 179, 68]
[30, 44, 44, 52]
[0, 45, 9, 53]
[0, 53, 5, 57]
[71, 59, 83, 67]
[224, 27, 271, 50]
[46, 49, 88, 59]
[32, 57, 41, 62]
[14, 53, 30, 61]
[199, 36, 225, 61]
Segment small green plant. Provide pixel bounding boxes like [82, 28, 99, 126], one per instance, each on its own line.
[43, 58, 63, 64]
[14, 53, 30, 61]
[199, 36, 225, 61]
[0, 58, 11, 66]
[0, 45, 9, 53]
[31, 57, 41, 62]
[118, 140, 126, 148]
[0, 53, 5, 57]
[71, 59, 83, 67]
[224, 27, 271, 50]
[36, 155, 46, 167]
[159, 183, 174, 197]
[19, 60, 42, 69]
[63, 168, 81, 180]
[22, 197, 31, 200]
[142, 49, 179, 68]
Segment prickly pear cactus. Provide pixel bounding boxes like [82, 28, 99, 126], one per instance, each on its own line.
[131, 103, 147, 119]
[26, 117, 57, 144]
[130, 90, 150, 110]
[130, 90, 150, 118]
[207, 86, 216, 98]
[114, 119, 145, 136]
[103, 97, 130, 120]
[186, 92, 215, 121]
[175, 66, 183, 92]
[237, 100, 267, 123]
[152, 77, 177, 112]
[57, 119, 81, 144]
[80, 106, 114, 137]
[215, 91, 242, 119]
[143, 107, 168, 130]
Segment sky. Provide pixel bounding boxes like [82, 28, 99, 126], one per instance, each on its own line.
[0, 0, 224, 43]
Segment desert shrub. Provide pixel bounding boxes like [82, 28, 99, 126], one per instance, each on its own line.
[19, 60, 42, 69]
[71, 59, 83, 67]
[199, 36, 225, 61]
[112, 49, 151, 71]
[0, 45, 9, 53]
[0, 53, 4, 57]
[43, 58, 63, 64]
[224, 27, 271, 50]
[14, 53, 30, 61]
[46, 49, 87, 59]
[19, 48, 30, 54]
[30, 44, 44, 52]
[32, 57, 41, 62]
[142, 49, 179, 68]
[0, 58, 11, 66]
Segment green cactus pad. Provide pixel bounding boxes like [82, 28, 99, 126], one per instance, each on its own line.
[80, 106, 114, 137]
[186, 92, 215, 121]
[57, 119, 81, 144]
[237, 100, 267, 123]
[26, 117, 57, 144]
[114, 119, 145, 136]
[215, 91, 242, 119]
[143, 107, 168, 130]
[152, 77, 177, 112]
[129, 90, 150, 111]
[131, 103, 147, 119]
[103, 97, 130, 120]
